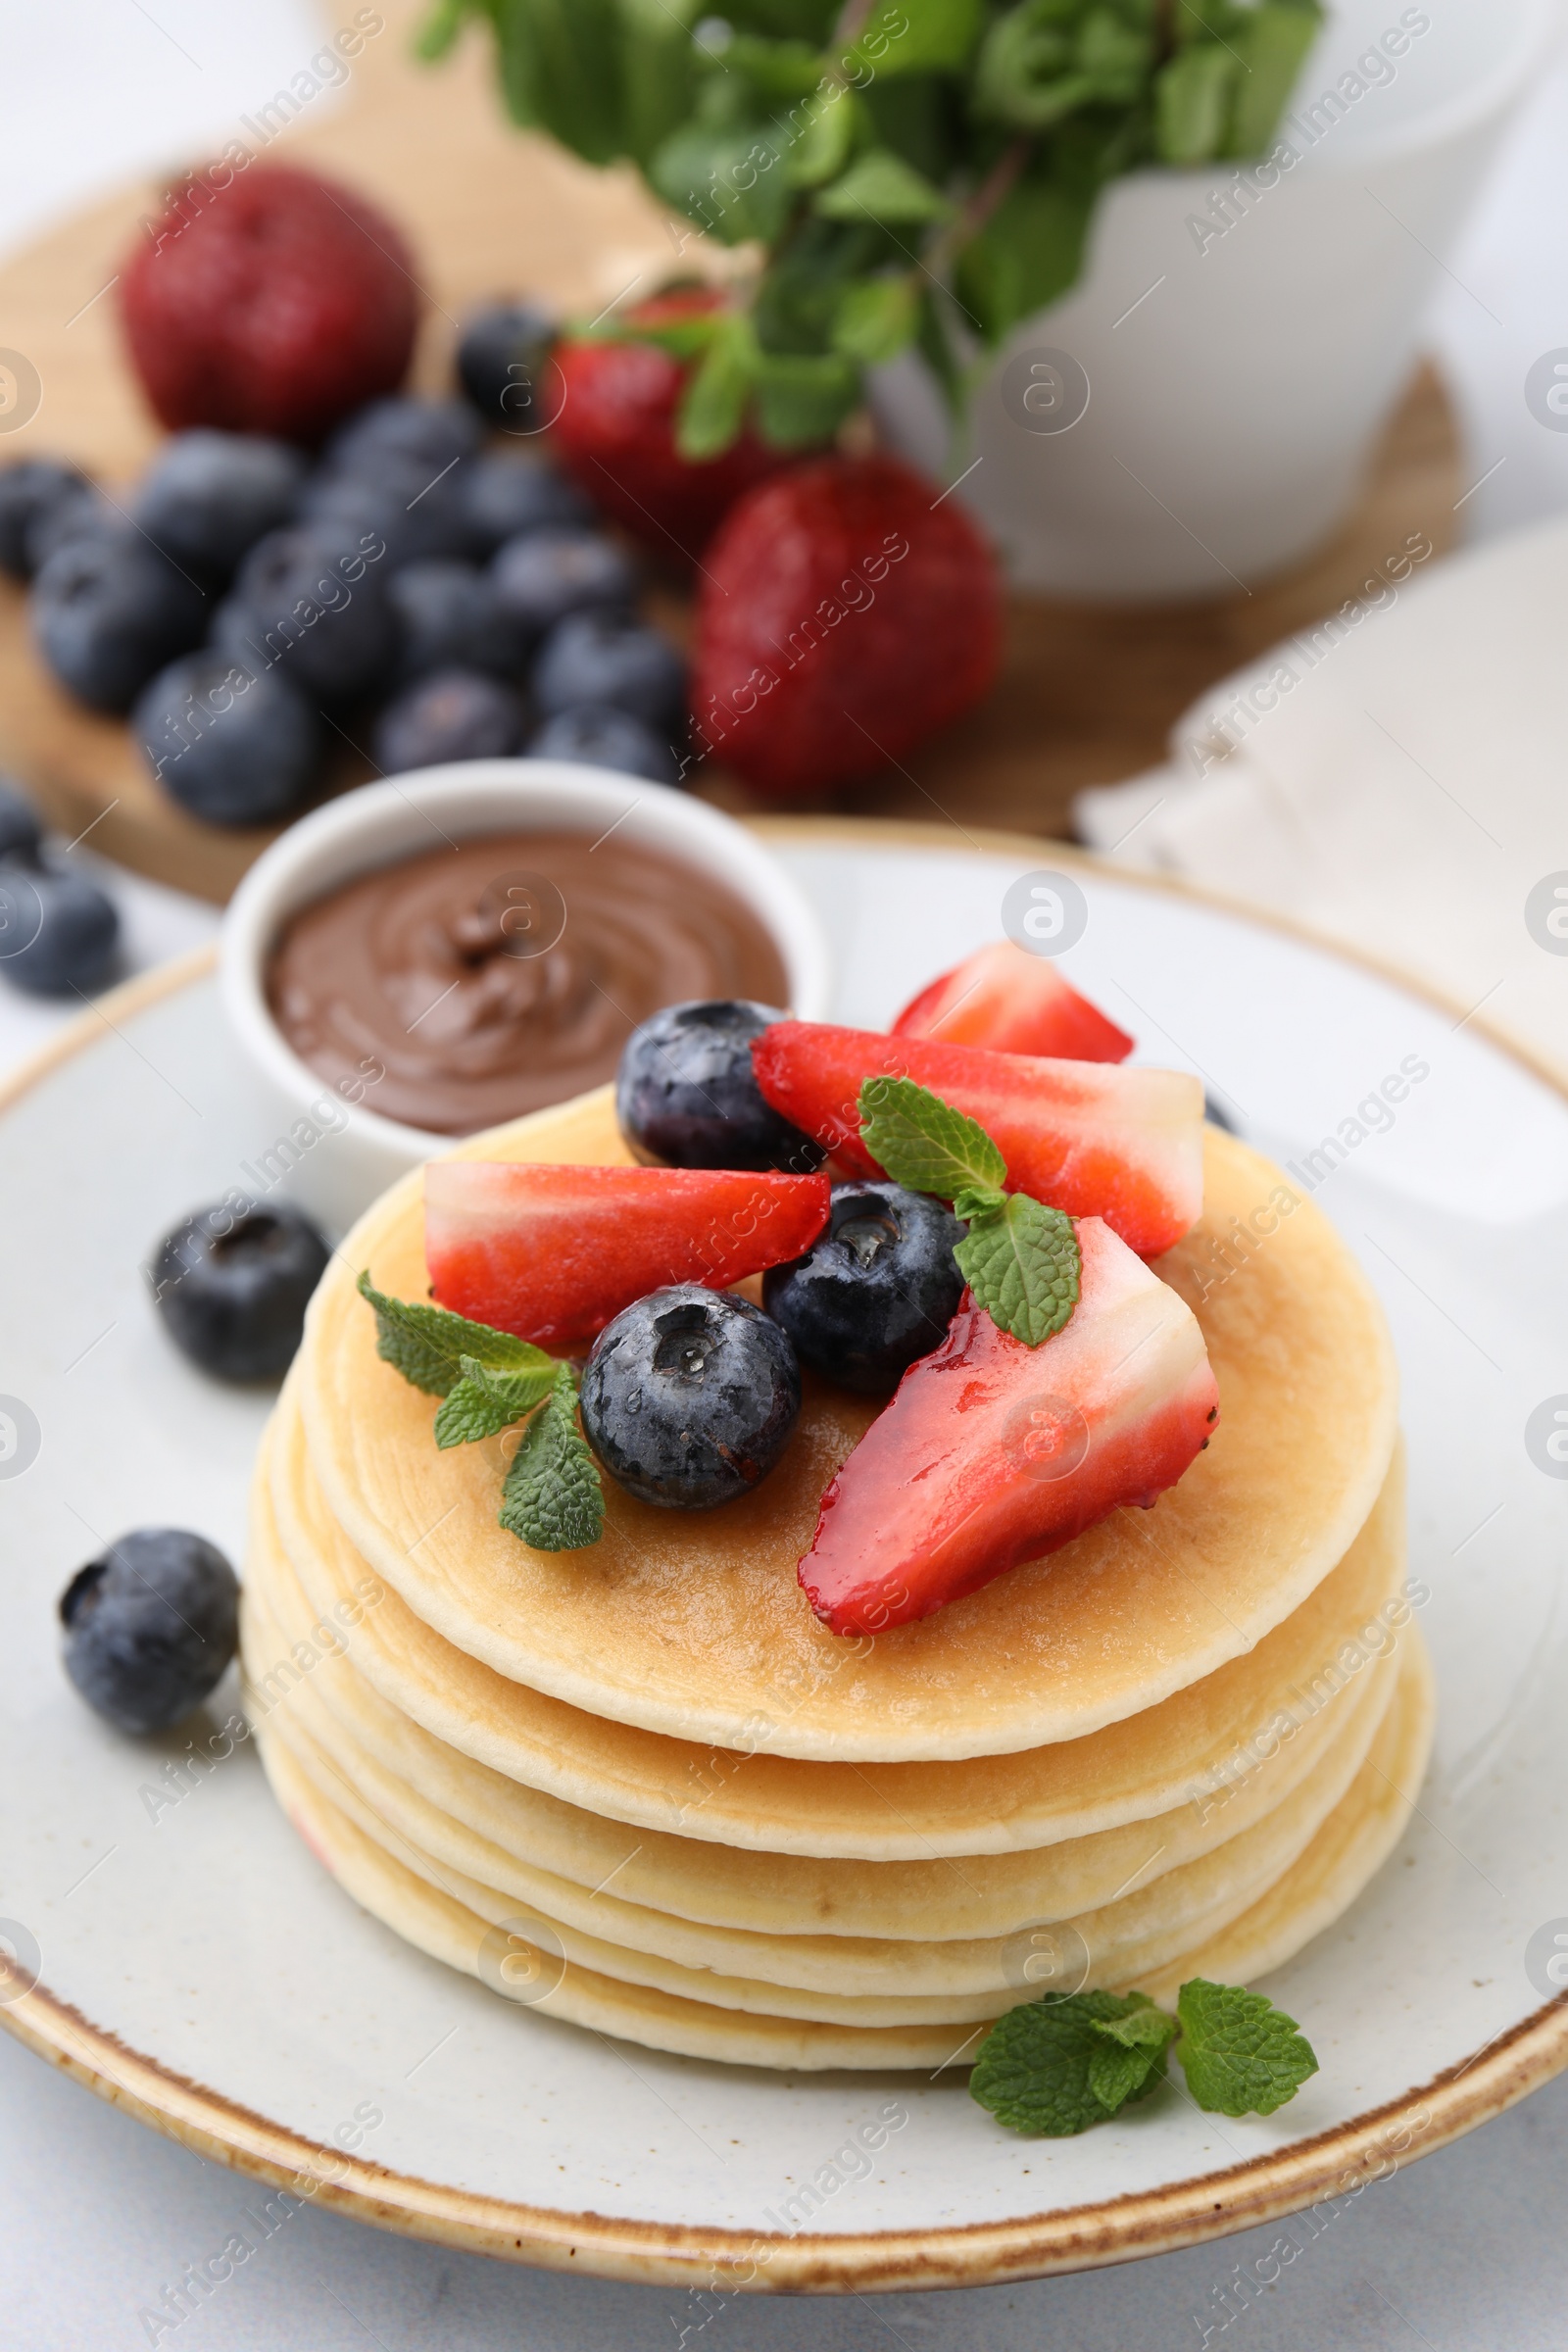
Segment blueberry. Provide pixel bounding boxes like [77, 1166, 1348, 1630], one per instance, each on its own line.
[25, 481, 115, 575]
[30, 533, 209, 712]
[458, 453, 591, 556]
[0, 862, 119, 997]
[297, 464, 475, 567]
[763, 1182, 965, 1395]
[220, 524, 394, 701]
[0, 459, 89, 579]
[59, 1528, 239, 1734]
[533, 612, 687, 730]
[0, 777, 42, 862]
[387, 561, 527, 685]
[616, 1000, 823, 1172]
[456, 299, 558, 428]
[373, 667, 524, 774]
[151, 1200, 330, 1381]
[325, 396, 482, 482]
[490, 528, 636, 641]
[580, 1285, 801, 1509]
[526, 704, 678, 785]
[133, 653, 320, 826]
[133, 430, 304, 581]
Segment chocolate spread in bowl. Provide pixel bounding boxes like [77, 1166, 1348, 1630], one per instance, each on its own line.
[266, 831, 789, 1134]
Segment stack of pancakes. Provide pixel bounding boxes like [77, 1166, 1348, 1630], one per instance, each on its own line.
[242, 1090, 1433, 2070]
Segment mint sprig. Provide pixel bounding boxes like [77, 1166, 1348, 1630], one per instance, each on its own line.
[855, 1077, 1080, 1347]
[358, 1274, 603, 1553]
[499, 1363, 605, 1552]
[970, 1979, 1317, 2136]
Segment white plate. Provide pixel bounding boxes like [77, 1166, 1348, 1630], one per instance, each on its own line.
[4, 820, 1567, 2293]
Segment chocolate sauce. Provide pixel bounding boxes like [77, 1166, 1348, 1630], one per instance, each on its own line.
[267, 832, 788, 1134]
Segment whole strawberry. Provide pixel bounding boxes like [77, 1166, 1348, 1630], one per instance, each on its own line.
[691, 455, 1003, 797]
[120, 165, 418, 445]
[551, 291, 794, 562]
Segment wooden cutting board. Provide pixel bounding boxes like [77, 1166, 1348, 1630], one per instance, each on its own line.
[0, 0, 1461, 902]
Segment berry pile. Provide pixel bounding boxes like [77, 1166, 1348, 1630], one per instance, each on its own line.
[2, 368, 690, 828]
[2, 159, 1005, 824]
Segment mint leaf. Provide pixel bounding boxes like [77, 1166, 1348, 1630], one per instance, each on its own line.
[1087, 1994, 1179, 2108]
[971, 1989, 1174, 2136]
[433, 1353, 559, 1449]
[1155, 43, 1237, 166]
[498, 1365, 605, 1551]
[956, 1195, 1080, 1347]
[1091, 1993, 1178, 2055]
[832, 272, 920, 366]
[845, 0, 983, 78]
[677, 315, 756, 460]
[1225, 5, 1321, 159]
[1175, 1979, 1319, 2117]
[651, 121, 793, 245]
[814, 150, 953, 227]
[857, 1076, 1006, 1209]
[357, 1272, 548, 1397]
[783, 86, 858, 190]
[955, 172, 1096, 345]
[1087, 2035, 1158, 2113]
[753, 351, 859, 449]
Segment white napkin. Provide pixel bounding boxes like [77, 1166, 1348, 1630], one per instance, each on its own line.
[1074, 514, 1568, 1081]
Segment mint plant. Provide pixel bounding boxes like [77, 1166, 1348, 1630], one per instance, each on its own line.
[420, 0, 1324, 453]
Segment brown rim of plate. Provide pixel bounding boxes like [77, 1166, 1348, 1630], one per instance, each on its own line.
[4, 819, 1563, 2291]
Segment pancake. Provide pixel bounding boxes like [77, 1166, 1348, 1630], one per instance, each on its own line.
[297, 1086, 1398, 1761]
[264, 1376, 1410, 1860]
[245, 1465, 1400, 1941]
[252, 1647, 1389, 2024]
[246, 1642, 1394, 2011]
[1139, 1627, 1436, 2006]
[253, 1635, 1433, 2071]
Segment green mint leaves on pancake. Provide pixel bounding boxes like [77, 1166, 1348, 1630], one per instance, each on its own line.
[955, 1195, 1081, 1348]
[970, 1980, 1315, 2134]
[855, 1078, 1081, 1347]
[1174, 1978, 1320, 2117]
[499, 1363, 605, 1552]
[858, 1076, 1006, 1217]
[969, 1990, 1177, 2136]
[358, 1273, 603, 1551]
[357, 1271, 551, 1396]
[433, 1353, 559, 1448]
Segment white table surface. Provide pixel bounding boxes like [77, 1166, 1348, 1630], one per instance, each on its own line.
[5, 5, 1568, 2344]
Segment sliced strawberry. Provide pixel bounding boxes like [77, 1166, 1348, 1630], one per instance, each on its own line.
[752, 1022, 1201, 1257]
[424, 1163, 829, 1350]
[893, 941, 1133, 1063]
[800, 1218, 1219, 1634]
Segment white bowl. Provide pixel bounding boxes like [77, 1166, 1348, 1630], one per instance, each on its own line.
[219, 761, 833, 1234]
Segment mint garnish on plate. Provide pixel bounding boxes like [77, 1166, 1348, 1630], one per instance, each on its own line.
[969, 1978, 1317, 2136]
[857, 1076, 1081, 1347]
[357, 1272, 604, 1552]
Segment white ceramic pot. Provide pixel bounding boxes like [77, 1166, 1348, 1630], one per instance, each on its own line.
[872, 0, 1559, 600]
[220, 761, 832, 1235]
